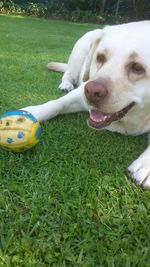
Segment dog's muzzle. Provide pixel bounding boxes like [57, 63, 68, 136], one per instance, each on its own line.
[84, 80, 135, 129]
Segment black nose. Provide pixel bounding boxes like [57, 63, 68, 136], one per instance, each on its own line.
[84, 80, 108, 106]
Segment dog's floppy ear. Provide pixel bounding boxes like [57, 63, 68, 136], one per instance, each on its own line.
[83, 38, 101, 82]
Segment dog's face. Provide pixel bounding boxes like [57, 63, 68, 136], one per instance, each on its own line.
[83, 21, 150, 133]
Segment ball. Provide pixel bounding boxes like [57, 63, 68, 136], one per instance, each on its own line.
[0, 110, 42, 152]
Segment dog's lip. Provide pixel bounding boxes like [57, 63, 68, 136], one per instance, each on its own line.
[88, 102, 135, 129]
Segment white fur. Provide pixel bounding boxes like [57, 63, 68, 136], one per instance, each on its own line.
[22, 21, 150, 188]
[47, 62, 67, 73]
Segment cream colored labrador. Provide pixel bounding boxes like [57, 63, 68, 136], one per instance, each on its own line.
[22, 20, 150, 188]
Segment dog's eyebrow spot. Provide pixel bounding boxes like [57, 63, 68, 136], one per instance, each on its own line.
[128, 52, 140, 61]
[101, 48, 110, 57]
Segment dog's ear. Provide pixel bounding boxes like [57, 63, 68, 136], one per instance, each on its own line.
[83, 38, 101, 82]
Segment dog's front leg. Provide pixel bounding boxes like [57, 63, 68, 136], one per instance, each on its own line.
[128, 133, 150, 188]
[21, 84, 89, 121]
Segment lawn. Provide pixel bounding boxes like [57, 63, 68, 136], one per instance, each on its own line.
[0, 14, 150, 267]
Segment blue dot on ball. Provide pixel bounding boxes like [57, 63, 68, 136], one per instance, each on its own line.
[35, 127, 42, 140]
[7, 138, 13, 144]
[18, 132, 24, 139]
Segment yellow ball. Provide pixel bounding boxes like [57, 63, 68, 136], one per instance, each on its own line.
[0, 110, 42, 152]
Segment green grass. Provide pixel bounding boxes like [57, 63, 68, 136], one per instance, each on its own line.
[0, 14, 150, 267]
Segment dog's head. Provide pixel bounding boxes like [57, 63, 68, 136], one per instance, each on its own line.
[83, 21, 150, 130]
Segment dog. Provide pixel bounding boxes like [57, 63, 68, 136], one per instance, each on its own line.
[22, 20, 150, 188]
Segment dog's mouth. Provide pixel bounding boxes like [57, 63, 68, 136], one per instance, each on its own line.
[88, 102, 135, 129]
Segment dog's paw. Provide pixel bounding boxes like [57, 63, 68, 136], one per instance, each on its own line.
[128, 156, 150, 188]
[58, 81, 74, 92]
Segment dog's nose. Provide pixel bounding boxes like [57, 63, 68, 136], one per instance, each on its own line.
[84, 80, 108, 106]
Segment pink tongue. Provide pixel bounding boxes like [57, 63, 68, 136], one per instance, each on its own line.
[90, 109, 106, 122]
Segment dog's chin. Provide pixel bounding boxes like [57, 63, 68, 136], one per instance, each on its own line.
[87, 102, 135, 129]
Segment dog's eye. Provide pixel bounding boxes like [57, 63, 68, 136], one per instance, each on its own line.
[97, 54, 106, 65]
[130, 62, 145, 75]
